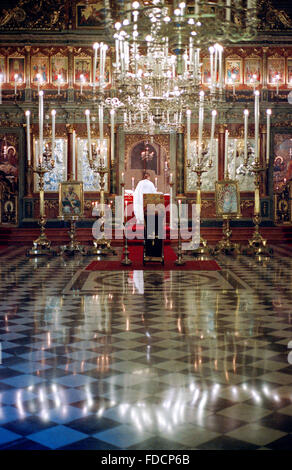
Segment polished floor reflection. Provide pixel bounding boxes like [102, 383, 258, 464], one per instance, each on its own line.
[0, 245, 292, 450]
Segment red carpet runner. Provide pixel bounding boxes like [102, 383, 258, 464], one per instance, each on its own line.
[86, 245, 221, 271]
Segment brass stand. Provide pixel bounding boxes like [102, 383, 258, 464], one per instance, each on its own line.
[175, 204, 185, 266]
[86, 160, 115, 256]
[27, 166, 56, 257]
[214, 215, 240, 255]
[245, 161, 272, 256]
[121, 224, 132, 265]
[187, 161, 211, 256]
[59, 216, 85, 256]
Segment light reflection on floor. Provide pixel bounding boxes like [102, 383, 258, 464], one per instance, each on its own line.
[0, 245, 291, 449]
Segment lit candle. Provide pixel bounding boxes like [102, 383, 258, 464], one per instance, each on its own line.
[132, 177, 135, 191]
[14, 73, 18, 95]
[198, 91, 204, 164]
[186, 109, 191, 162]
[121, 172, 124, 184]
[155, 177, 158, 189]
[93, 42, 99, 90]
[36, 73, 41, 93]
[99, 105, 104, 159]
[110, 109, 115, 163]
[233, 138, 237, 179]
[39, 91, 44, 165]
[210, 109, 217, 165]
[218, 45, 223, 92]
[170, 172, 173, 183]
[275, 74, 279, 95]
[244, 109, 249, 164]
[266, 109, 271, 164]
[209, 46, 214, 90]
[25, 110, 31, 163]
[254, 90, 260, 162]
[85, 109, 92, 161]
[224, 129, 229, 177]
[226, 0, 231, 21]
[51, 109, 56, 160]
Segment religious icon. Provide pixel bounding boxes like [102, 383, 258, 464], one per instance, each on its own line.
[244, 58, 261, 84]
[225, 59, 242, 84]
[8, 57, 25, 84]
[31, 56, 49, 85]
[51, 56, 68, 85]
[59, 181, 84, 218]
[273, 135, 292, 191]
[74, 57, 92, 84]
[215, 180, 240, 217]
[76, 2, 105, 28]
[267, 58, 285, 84]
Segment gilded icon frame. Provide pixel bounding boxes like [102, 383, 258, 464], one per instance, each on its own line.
[215, 179, 241, 217]
[59, 181, 84, 218]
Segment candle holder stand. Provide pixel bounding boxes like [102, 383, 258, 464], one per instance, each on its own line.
[59, 216, 85, 256]
[86, 159, 115, 256]
[214, 215, 240, 256]
[186, 159, 211, 256]
[27, 164, 56, 257]
[121, 223, 132, 265]
[245, 161, 273, 257]
[175, 205, 185, 266]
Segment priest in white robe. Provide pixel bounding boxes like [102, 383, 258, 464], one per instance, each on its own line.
[133, 172, 157, 224]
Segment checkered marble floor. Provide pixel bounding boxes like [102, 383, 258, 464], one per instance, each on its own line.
[0, 245, 291, 450]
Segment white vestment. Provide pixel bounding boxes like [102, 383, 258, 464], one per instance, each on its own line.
[133, 179, 157, 224]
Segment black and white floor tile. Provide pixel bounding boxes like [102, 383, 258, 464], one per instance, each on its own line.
[0, 245, 291, 450]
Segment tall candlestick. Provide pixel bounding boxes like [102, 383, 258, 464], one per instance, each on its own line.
[99, 105, 104, 158]
[244, 109, 249, 164]
[224, 129, 229, 177]
[254, 90, 260, 162]
[25, 110, 31, 163]
[209, 46, 214, 90]
[110, 109, 115, 163]
[93, 42, 99, 90]
[186, 109, 191, 162]
[85, 109, 92, 161]
[266, 109, 271, 164]
[39, 91, 44, 165]
[226, 0, 231, 21]
[51, 109, 56, 160]
[210, 110, 217, 164]
[198, 91, 204, 164]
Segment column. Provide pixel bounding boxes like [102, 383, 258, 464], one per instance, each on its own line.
[176, 126, 185, 196]
[218, 125, 225, 180]
[66, 124, 74, 181]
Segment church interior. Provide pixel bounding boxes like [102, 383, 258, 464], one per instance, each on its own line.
[0, 0, 292, 452]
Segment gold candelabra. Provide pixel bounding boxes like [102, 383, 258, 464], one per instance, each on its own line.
[86, 153, 115, 256]
[245, 160, 272, 257]
[186, 155, 211, 256]
[27, 157, 56, 256]
[214, 166, 240, 256]
[59, 215, 85, 256]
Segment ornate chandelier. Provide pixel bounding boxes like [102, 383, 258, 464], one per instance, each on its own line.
[90, 1, 258, 134]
